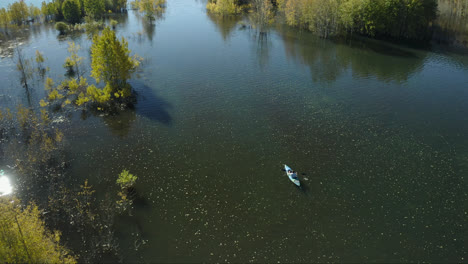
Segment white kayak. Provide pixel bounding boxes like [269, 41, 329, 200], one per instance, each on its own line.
[284, 164, 300, 186]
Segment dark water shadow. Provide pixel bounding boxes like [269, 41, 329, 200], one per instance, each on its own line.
[131, 81, 173, 125]
[76, 81, 172, 138]
[252, 31, 271, 68]
[206, 12, 243, 41]
[298, 181, 309, 193]
[278, 27, 428, 83]
[342, 36, 419, 58]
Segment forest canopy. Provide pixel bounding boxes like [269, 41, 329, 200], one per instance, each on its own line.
[206, 0, 438, 40]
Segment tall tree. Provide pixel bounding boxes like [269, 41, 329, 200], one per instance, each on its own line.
[206, 0, 241, 16]
[84, 0, 105, 18]
[52, 0, 65, 20]
[90, 27, 139, 98]
[62, 0, 81, 23]
[0, 8, 9, 30]
[8, 0, 29, 25]
[250, 0, 274, 34]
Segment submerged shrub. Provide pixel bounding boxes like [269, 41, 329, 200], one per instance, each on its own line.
[110, 19, 118, 29]
[55, 21, 69, 34]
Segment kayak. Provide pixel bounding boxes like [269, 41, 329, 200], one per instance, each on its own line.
[284, 164, 300, 186]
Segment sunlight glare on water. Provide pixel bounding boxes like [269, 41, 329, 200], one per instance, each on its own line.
[0, 175, 13, 196]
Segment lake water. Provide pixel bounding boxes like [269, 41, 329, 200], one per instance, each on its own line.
[1, 0, 468, 262]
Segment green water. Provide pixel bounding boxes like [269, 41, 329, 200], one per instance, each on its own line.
[1, 0, 468, 262]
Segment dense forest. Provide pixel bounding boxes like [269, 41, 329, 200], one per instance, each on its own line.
[207, 0, 439, 39]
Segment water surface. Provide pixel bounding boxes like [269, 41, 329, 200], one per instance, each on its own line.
[0, 0, 467, 262]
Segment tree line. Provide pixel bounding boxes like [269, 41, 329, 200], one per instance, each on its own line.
[207, 0, 439, 40]
[0, 0, 127, 26]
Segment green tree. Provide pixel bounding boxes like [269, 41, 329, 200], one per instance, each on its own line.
[116, 170, 137, 212]
[0, 8, 9, 30]
[112, 0, 128, 12]
[116, 170, 137, 189]
[8, 0, 29, 25]
[41, 1, 48, 17]
[110, 18, 118, 29]
[63, 41, 84, 78]
[55, 21, 68, 34]
[139, 0, 165, 21]
[0, 197, 76, 263]
[29, 4, 41, 21]
[206, 0, 241, 16]
[52, 0, 65, 20]
[62, 0, 81, 24]
[90, 27, 140, 98]
[84, 0, 105, 18]
[42, 1, 58, 20]
[250, 0, 274, 34]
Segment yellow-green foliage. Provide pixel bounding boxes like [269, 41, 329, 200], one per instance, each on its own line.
[64, 41, 84, 78]
[45, 76, 91, 105]
[35, 50, 45, 64]
[116, 170, 137, 211]
[55, 129, 64, 142]
[0, 8, 9, 29]
[85, 84, 111, 103]
[250, 0, 274, 32]
[117, 170, 137, 189]
[137, 0, 166, 20]
[110, 19, 118, 28]
[276, 0, 286, 12]
[280, 0, 437, 39]
[29, 4, 41, 19]
[48, 89, 64, 101]
[55, 22, 69, 34]
[283, 0, 340, 37]
[11, 106, 64, 173]
[84, 0, 106, 18]
[76, 92, 90, 106]
[44, 77, 54, 91]
[41, 1, 57, 20]
[39, 99, 49, 107]
[40, 109, 50, 125]
[68, 78, 79, 94]
[91, 27, 139, 93]
[8, 0, 29, 25]
[0, 197, 76, 263]
[207, 0, 242, 15]
[43, 29, 140, 109]
[16, 105, 32, 128]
